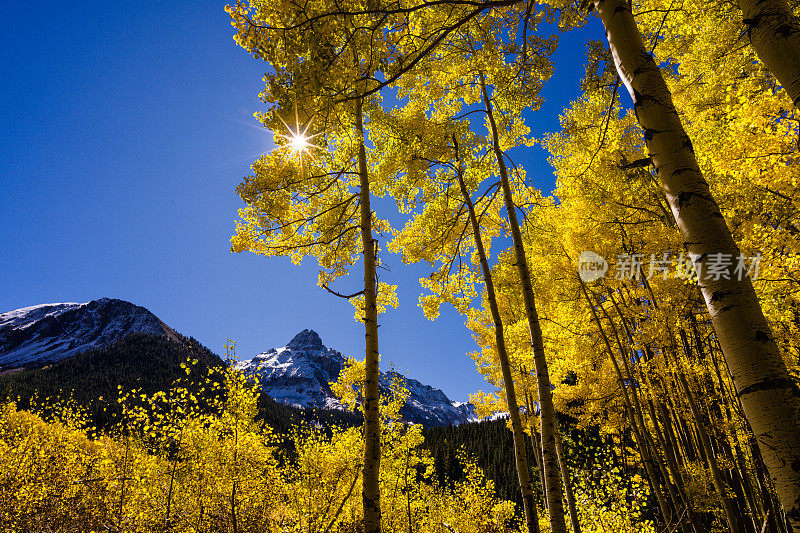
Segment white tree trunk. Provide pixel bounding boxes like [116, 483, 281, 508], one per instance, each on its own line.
[592, 0, 800, 527]
[479, 72, 569, 533]
[456, 159, 541, 533]
[738, 0, 800, 109]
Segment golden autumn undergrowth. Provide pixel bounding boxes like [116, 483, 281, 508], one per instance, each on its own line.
[0, 357, 656, 533]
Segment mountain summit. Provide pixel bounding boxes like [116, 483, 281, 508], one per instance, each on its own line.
[235, 330, 477, 427]
[0, 298, 175, 370]
[0, 299, 478, 428]
[287, 329, 324, 351]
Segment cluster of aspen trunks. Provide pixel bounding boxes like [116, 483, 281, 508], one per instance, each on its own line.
[225, 0, 800, 531]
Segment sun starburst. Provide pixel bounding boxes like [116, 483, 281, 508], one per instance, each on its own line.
[276, 121, 319, 158]
[273, 103, 321, 178]
[289, 133, 310, 153]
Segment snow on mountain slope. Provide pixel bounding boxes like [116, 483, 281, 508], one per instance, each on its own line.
[236, 329, 478, 427]
[236, 329, 348, 410]
[0, 298, 175, 370]
[1, 300, 480, 427]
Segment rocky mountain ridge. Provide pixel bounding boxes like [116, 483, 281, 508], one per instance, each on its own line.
[235, 329, 478, 427]
[0, 300, 478, 427]
[0, 298, 175, 370]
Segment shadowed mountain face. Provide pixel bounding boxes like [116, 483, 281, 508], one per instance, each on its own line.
[0, 298, 174, 370]
[236, 329, 478, 427]
[0, 299, 477, 428]
[0, 302, 346, 434]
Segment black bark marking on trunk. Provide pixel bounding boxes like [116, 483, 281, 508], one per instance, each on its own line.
[670, 166, 696, 177]
[677, 190, 702, 206]
[711, 290, 733, 302]
[642, 126, 664, 140]
[738, 377, 800, 397]
[635, 93, 662, 110]
[776, 22, 795, 38]
[742, 16, 763, 36]
[755, 329, 773, 343]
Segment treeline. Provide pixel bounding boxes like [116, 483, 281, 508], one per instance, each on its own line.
[424, 418, 541, 507]
[0, 333, 360, 435]
[423, 415, 659, 523]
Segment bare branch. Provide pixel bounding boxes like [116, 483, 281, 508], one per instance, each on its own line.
[321, 285, 366, 299]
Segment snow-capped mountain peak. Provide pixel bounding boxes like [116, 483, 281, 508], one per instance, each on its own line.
[286, 329, 324, 351]
[235, 330, 347, 411]
[0, 302, 84, 330]
[0, 298, 174, 370]
[236, 330, 477, 427]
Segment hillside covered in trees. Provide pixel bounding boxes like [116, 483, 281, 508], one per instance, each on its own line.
[0, 332, 361, 435]
[2, 0, 800, 531]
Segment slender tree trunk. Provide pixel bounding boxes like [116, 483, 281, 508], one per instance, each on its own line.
[592, 0, 800, 526]
[164, 427, 184, 529]
[625, 404, 676, 528]
[738, 0, 800, 109]
[117, 432, 130, 527]
[230, 480, 239, 533]
[605, 294, 691, 520]
[324, 467, 361, 533]
[578, 278, 673, 527]
[231, 422, 240, 533]
[658, 399, 686, 468]
[679, 373, 748, 533]
[599, 301, 684, 527]
[675, 401, 699, 464]
[455, 145, 540, 533]
[479, 70, 568, 533]
[733, 440, 764, 530]
[647, 391, 703, 533]
[554, 431, 582, 533]
[356, 97, 381, 533]
[528, 403, 548, 511]
[525, 392, 549, 510]
[751, 438, 789, 533]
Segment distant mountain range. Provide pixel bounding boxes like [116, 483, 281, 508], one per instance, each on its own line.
[236, 329, 478, 426]
[0, 298, 176, 370]
[0, 298, 477, 427]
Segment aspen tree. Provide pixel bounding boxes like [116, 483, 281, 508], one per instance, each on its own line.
[478, 72, 568, 533]
[373, 10, 564, 530]
[227, 3, 400, 530]
[737, 0, 800, 109]
[583, 0, 800, 525]
[455, 146, 542, 533]
[376, 104, 542, 530]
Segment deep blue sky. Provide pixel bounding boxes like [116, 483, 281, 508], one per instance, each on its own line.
[0, 2, 604, 402]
